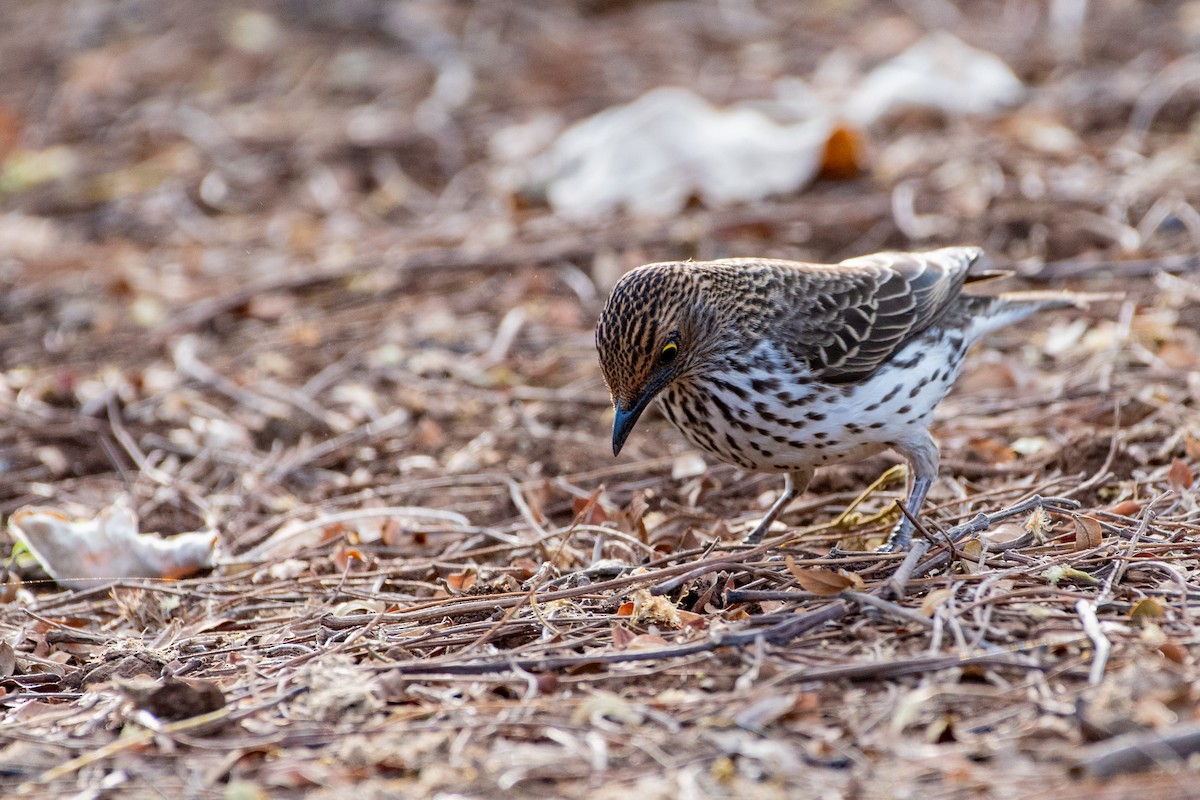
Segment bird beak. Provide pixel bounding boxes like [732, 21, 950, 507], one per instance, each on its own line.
[611, 396, 649, 457]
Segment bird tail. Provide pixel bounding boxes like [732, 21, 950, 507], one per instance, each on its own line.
[963, 290, 1122, 342]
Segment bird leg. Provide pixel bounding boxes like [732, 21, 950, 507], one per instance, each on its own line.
[879, 475, 932, 552]
[879, 434, 939, 552]
[743, 467, 813, 543]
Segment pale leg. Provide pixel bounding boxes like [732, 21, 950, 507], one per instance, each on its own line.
[744, 466, 814, 543]
[881, 433, 939, 551]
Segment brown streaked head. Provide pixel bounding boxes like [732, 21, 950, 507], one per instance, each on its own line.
[595, 263, 718, 456]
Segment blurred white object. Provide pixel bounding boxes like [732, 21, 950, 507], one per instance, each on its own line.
[513, 32, 1024, 220]
[8, 498, 218, 590]
[845, 31, 1025, 125]
[530, 87, 831, 221]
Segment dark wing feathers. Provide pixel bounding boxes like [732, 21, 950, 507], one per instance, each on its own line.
[771, 247, 981, 382]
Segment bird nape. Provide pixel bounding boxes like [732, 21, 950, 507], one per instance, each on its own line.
[595, 246, 1097, 551]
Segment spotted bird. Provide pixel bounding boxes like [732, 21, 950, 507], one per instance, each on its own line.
[596, 246, 1097, 550]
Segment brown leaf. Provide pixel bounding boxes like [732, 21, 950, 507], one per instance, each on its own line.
[1129, 597, 1166, 624]
[445, 570, 477, 592]
[571, 492, 608, 526]
[331, 546, 366, 573]
[511, 558, 539, 580]
[1106, 500, 1142, 517]
[956, 538, 984, 574]
[819, 124, 865, 179]
[920, 588, 954, 617]
[1168, 458, 1194, 492]
[0, 641, 15, 679]
[616, 601, 635, 617]
[1159, 641, 1188, 664]
[610, 624, 635, 649]
[619, 491, 650, 539]
[966, 436, 1016, 464]
[621, 633, 671, 651]
[787, 557, 864, 596]
[1073, 515, 1103, 550]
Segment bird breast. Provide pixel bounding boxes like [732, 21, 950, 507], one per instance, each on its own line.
[656, 332, 968, 473]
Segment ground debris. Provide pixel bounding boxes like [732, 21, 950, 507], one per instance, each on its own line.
[2, 1, 1200, 797]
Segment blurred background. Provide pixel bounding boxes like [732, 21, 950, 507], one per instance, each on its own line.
[3, 3, 1200, 796]
[0, 0, 1197, 538]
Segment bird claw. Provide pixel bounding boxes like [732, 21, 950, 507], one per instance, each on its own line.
[742, 521, 770, 544]
[827, 520, 914, 557]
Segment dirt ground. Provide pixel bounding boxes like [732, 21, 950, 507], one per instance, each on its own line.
[3, 1, 1200, 797]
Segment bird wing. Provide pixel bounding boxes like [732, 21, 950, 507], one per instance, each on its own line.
[769, 247, 983, 382]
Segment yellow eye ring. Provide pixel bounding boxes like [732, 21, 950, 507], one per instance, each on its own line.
[659, 342, 678, 365]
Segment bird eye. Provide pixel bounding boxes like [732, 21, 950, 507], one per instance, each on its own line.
[658, 342, 678, 366]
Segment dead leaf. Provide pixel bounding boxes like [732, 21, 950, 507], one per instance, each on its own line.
[616, 601, 635, 617]
[571, 493, 608, 526]
[819, 124, 865, 179]
[118, 674, 226, 721]
[611, 624, 635, 649]
[967, 436, 1016, 464]
[734, 691, 804, 730]
[571, 691, 642, 726]
[956, 538, 984, 574]
[620, 633, 672, 651]
[1044, 565, 1100, 586]
[982, 522, 1027, 546]
[1073, 515, 1103, 550]
[1130, 597, 1166, 624]
[1168, 458, 1194, 492]
[0, 641, 15, 679]
[511, 558, 539, 580]
[1106, 500, 1143, 517]
[331, 546, 367, 573]
[8, 499, 218, 590]
[920, 588, 954, 617]
[1159, 641, 1188, 664]
[787, 557, 864, 596]
[671, 452, 708, 480]
[445, 570, 477, 592]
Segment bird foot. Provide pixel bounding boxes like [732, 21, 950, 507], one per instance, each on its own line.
[742, 519, 774, 544]
[827, 520, 914, 557]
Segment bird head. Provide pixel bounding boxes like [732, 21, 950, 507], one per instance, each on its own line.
[595, 263, 710, 457]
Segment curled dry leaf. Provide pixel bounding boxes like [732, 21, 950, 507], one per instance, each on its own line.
[1168, 458, 1194, 492]
[117, 674, 226, 721]
[671, 451, 708, 480]
[8, 498, 218, 590]
[786, 556, 865, 596]
[571, 691, 643, 727]
[0, 641, 16, 679]
[1106, 500, 1143, 517]
[1044, 565, 1100, 586]
[956, 539, 984, 575]
[1159, 641, 1188, 664]
[445, 570, 477, 592]
[920, 588, 954, 617]
[1129, 597, 1166, 624]
[571, 493, 608, 526]
[982, 522, 1028, 546]
[1073, 515, 1103, 550]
